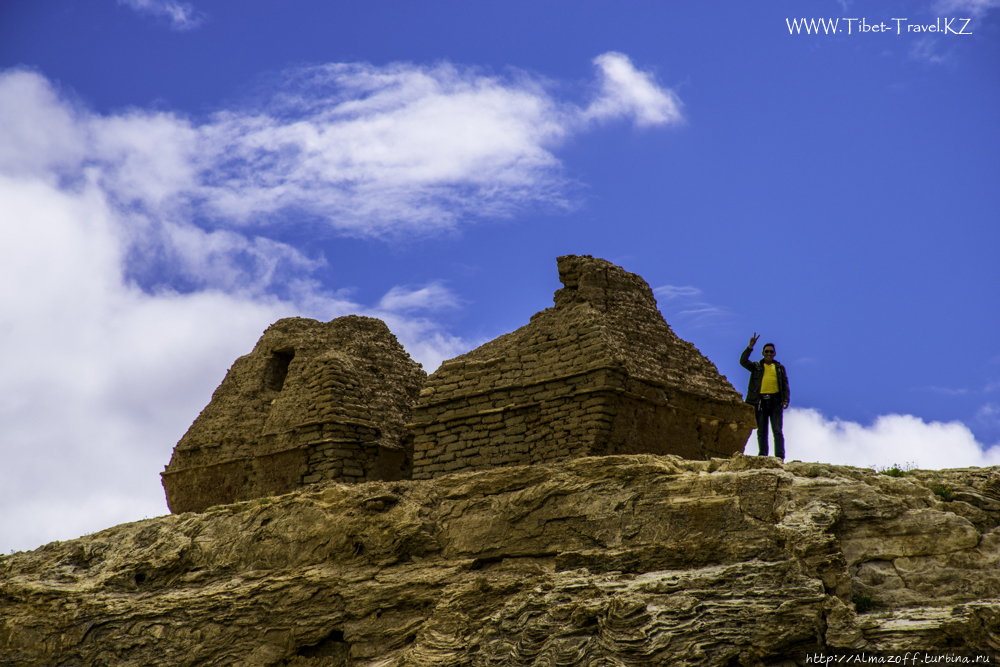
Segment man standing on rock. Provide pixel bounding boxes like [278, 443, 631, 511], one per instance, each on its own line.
[740, 334, 790, 459]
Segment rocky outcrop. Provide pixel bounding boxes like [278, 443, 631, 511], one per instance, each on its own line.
[5, 456, 1000, 666]
[162, 316, 425, 513]
[410, 255, 755, 479]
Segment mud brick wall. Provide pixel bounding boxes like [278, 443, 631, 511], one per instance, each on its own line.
[411, 365, 625, 479]
[410, 255, 755, 479]
[164, 255, 753, 510]
[608, 381, 757, 460]
[162, 316, 424, 513]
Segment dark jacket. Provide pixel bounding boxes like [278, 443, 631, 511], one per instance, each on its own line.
[740, 347, 790, 406]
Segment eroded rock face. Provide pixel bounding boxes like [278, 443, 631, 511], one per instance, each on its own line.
[410, 255, 755, 479]
[161, 316, 425, 513]
[5, 457, 1000, 666]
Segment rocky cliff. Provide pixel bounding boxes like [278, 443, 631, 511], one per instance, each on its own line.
[4, 455, 1000, 666]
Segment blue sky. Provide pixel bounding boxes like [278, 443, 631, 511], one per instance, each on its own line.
[1, 0, 998, 552]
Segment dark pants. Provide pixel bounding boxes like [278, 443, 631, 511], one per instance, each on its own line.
[755, 393, 784, 458]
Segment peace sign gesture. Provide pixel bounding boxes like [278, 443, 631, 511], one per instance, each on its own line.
[748, 332, 760, 349]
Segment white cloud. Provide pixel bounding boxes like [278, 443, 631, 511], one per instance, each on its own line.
[747, 408, 1000, 470]
[934, 0, 1000, 17]
[0, 70, 87, 176]
[194, 65, 569, 235]
[653, 284, 702, 299]
[90, 110, 201, 209]
[0, 55, 682, 553]
[148, 221, 326, 294]
[584, 52, 684, 127]
[0, 171, 295, 553]
[1, 56, 684, 241]
[676, 305, 726, 320]
[652, 283, 730, 330]
[909, 36, 951, 65]
[193, 56, 682, 236]
[118, 0, 205, 30]
[0, 170, 466, 553]
[977, 403, 1000, 427]
[377, 282, 460, 313]
[920, 386, 970, 396]
[371, 314, 471, 374]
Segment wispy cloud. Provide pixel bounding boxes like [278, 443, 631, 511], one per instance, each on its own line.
[377, 283, 460, 313]
[193, 55, 682, 236]
[914, 381, 1000, 398]
[934, 0, 1000, 18]
[653, 283, 730, 329]
[118, 0, 205, 30]
[653, 284, 701, 299]
[4, 55, 683, 241]
[918, 385, 970, 396]
[907, 1, 995, 65]
[977, 403, 1000, 427]
[909, 36, 951, 65]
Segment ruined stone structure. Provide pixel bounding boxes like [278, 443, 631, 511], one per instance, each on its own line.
[408, 255, 755, 479]
[161, 316, 425, 514]
[162, 255, 755, 511]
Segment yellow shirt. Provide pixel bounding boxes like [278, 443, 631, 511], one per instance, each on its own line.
[760, 363, 779, 394]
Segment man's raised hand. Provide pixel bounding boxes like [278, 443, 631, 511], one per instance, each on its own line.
[748, 333, 759, 349]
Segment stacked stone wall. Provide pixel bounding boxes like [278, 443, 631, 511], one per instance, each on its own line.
[409, 307, 617, 479]
[162, 316, 424, 513]
[164, 256, 754, 511]
[409, 255, 755, 479]
[411, 367, 627, 479]
[607, 388, 752, 460]
[411, 370, 752, 479]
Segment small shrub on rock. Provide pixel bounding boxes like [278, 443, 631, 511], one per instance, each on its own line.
[853, 593, 878, 613]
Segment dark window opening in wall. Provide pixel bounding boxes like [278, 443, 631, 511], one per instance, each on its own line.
[264, 350, 294, 392]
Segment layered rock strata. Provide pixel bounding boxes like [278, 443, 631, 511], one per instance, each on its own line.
[161, 316, 425, 513]
[4, 456, 1000, 666]
[409, 255, 755, 479]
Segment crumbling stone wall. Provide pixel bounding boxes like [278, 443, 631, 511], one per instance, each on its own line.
[161, 316, 425, 513]
[408, 255, 755, 479]
[163, 256, 753, 511]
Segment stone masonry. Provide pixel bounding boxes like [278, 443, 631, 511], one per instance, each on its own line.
[408, 255, 755, 479]
[162, 256, 755, 512]
[161, 316, 425, 513]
